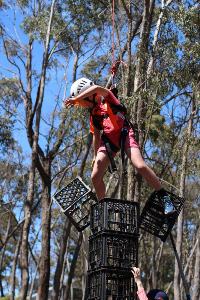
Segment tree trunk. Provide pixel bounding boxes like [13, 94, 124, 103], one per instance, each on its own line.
[72, 53, 79, 83]
[123, 0, 133, 201]
[174, 97, 195, 299]
[174, 209, 183, 300]
[192, 227, 200, 300]
[37, 159, 51, 299]
[79, 133, 92, 178]
[134, 0, 151, 93]
[81, 232, 89, 300]
[191, 80, 200, 300]
[63, 232, 83, 300]
[147, 0, 173, 78]
[10, 233, 22, 300]
[20, 162, 35, 300]
[0, 215, 11, 297]
[151, 236, 157, 288]
[28, 260, 39, 300]
[126, 0, 133, 97]
[127, 0, 155, 202]
[53, 219, 72, 300]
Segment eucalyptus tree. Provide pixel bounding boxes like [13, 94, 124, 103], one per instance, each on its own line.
[0, 0, 108, 299]
[0, 148, 27, 297]
[0, 0, 199, 299]
[79, 1, 199, 299]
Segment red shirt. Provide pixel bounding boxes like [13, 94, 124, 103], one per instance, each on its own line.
[90, 93, 126, 148]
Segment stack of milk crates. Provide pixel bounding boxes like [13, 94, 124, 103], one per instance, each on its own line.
[85, 198, 140, 300]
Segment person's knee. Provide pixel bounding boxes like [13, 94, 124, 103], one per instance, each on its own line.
[91, 170, 101, 186]
[91, 171, 96, 184]
[135, 162, 148, 174]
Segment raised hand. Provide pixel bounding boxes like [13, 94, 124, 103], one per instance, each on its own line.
[131, 267, 141, 282]
[63, 98, 74, 108]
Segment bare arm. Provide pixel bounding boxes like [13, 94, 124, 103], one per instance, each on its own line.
[63, 84, 121, 108]
[131, 267, 149, 300]
[131, 267, 144, 290]
[74, 85, 110, 101]
[63, 85, 109, 107]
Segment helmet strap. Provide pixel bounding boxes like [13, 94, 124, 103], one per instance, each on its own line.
[84, 97, 94, 104]
[92, 94, 97, 104]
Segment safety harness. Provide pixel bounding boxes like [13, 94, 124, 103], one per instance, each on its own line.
[90, 96, 135, 173]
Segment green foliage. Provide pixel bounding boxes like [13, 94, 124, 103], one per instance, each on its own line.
[0, 117, 15, 150]
[81, 56, 110, 84]
[0, 0, 199, 298]
[169, 5, 200, 88]
[0, 77, 21, 151]
[0, 77, 21, 104]
[17, 0, 29, 7]
[148, 114, 165, 142]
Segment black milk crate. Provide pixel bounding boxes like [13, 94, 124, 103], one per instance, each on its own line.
[53, 177, 97, 231]
[90, 198, 139, 235]
[139, 190, 184, 242]
[88, 231, 138, 271]
[86, 268, 136, 300]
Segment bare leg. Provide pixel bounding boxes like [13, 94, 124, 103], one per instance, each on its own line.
[126, 147, 162, 191]
[91, 151, 110, 200]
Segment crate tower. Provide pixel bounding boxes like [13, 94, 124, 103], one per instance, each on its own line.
[53, 178, 139, 299]
[86, 198, 140, 300]
[53, 178, 185, 299]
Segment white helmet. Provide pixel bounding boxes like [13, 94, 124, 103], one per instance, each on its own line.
[70, 77, 94, 97]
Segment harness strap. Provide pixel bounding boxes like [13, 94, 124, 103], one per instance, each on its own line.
[101, 134, 118, 173]
[91, 98, 134, 174]
[101, 125, 128, 174]
[120, 127, 128, 174]
[125, 119, 139, 143]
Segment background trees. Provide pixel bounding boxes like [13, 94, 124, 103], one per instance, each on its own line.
[0, 0, 199, 299]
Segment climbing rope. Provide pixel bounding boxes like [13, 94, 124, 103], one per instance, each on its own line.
[110, 0, 127, 83]
[111, 0, 115, 70]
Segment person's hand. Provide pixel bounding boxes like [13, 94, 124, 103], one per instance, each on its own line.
[131, 267, 141, 283]
[63, 98, 74, 108]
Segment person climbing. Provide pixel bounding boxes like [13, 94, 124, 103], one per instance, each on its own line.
[63, 77, 175, 215]
[131, 267, 169, 300]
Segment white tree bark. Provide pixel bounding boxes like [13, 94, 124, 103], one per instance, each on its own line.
[147, 0, 173, 77]
[174, 97, 195, 300]
[192, 227, 200, 300]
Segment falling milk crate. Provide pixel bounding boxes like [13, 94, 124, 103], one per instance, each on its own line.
[139, 190, 185, 242]
[53, 177, 97, 231]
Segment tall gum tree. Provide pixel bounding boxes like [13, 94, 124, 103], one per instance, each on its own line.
[0, 0, 199, 298]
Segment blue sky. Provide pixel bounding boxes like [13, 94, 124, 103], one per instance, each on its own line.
[0, 4, 72, 157]
[0, 2, 113, 159]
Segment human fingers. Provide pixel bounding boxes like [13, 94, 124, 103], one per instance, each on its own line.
[63, 99, 73, 108]
[132, 267, 138, 272]
[132, 267, 140, 276]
